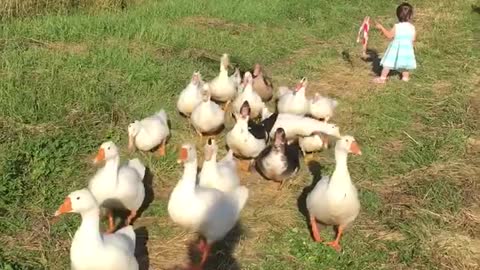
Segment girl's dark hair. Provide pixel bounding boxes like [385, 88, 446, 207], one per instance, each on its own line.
[396, 2, 413, 22]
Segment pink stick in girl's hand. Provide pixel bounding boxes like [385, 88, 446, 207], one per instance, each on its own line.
[357, 16, 370, 58]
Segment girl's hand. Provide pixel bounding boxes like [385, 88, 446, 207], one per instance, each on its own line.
[374, 21, 383, 30]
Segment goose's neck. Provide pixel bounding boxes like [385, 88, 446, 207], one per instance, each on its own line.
[180, 160, 198, 188]
[104, 155, 120, 186]
[219, 66, 228, 76]
[76, 209, 102, 243]
[204, 154, 218, 169]
[331, 149, 351, 183]
[297, 88, 305, 96]
[244, 85, 253, 94]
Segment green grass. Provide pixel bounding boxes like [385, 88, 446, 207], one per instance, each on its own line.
[1, 0, 479, 269]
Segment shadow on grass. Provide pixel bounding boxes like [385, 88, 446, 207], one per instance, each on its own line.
[196, 223, 242, 270]
[135, 226, 150, 270]
[168, 223, 243, 270]
[472, 5, 480, 14]
[135, 167, 155, 222]
[297, 161, 323, 239]
[362, 48, 401, 78]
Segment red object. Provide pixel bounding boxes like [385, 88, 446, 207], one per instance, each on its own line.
[357, 16, 370, 55]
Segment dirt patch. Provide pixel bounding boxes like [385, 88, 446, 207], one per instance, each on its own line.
[127, 40, 175, 59]
[305, 65, 372, 100]
[375, 159, 480, 234]
[181, 16, 253, 35]
[0, 117, 60, 141]
[383, 139, 406, 153]
[467, 137, 480, 155]
[429, 231, 480, 269]
[47, 41, 88, 54]
[431, 81, 453, 97]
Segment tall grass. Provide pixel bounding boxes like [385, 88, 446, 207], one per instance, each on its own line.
[0, 0, 136, 20]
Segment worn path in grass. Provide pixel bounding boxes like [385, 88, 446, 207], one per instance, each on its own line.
[1, 0, 479, 269]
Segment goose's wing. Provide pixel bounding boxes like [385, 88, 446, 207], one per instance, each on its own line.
[103, 225, 136, 255]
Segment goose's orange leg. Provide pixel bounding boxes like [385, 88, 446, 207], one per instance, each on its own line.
[126, 210, 137, 225]
[157, 141, 166, 156]
[198, 238, 211, 267]
[106, 211, 115, 234]
[310, 214, 322, 242]
[326, 225, 344, 252]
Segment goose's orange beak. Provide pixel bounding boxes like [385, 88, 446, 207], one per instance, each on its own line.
[177, 147, 188, 164]
[55, 197, 72, 216]
[350, 141, 362, 155]
[93, 148, 105, 164]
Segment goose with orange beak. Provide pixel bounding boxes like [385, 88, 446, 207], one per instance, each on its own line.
[276, 77, 309, 116]
[55, 188, 139, 270]
[89, 141, 145, 233]
[168, 144, 249, 269]
[306, 135, 362, 252]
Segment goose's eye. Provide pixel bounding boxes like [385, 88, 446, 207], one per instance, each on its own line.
[107, 147, 111, 150]
[76, 197, 80, 200]
[346, 139, 349, 143]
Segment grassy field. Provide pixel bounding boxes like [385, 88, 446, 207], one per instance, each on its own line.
[1, 0, 479, 269]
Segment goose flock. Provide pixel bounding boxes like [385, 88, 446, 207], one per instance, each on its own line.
[54, 53, 362, 270]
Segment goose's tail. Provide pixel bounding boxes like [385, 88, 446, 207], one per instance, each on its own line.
[128, 158, 146, 180]
[155, 109, 168, 125]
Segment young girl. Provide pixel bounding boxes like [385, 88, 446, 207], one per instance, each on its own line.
[374, 2, 416, 83]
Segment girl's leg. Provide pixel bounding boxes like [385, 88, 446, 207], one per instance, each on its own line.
[401, 71, 410, 81]
[373, 67, 390, 83]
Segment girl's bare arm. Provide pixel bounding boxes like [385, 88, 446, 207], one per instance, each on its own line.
[375, 22, 395, 40]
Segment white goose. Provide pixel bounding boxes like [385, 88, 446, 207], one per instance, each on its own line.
[262, 107, 341, 141]
[168, 144, 248, 268]
[299, 132, 330, 158]
[191, 87, 225, 136]
[277, 77, 309, 116]
[89, 141, 145, 232]
[208, 53, 237, 104]
[55, 189, 138, 270]
[128, 109, 170, 156]
[306, 135, 362, 251]
[177, 71, 203, 116]
[199, 138, 240, 193]
[309, 93, 338, 122]
[232, 71, 265, 119]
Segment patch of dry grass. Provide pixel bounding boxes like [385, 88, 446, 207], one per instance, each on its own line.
[372, 159, 480, 268]
[429, 231, 480, 269]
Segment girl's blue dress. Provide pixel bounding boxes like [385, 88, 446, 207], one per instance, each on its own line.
[381, 22, 417, 70]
